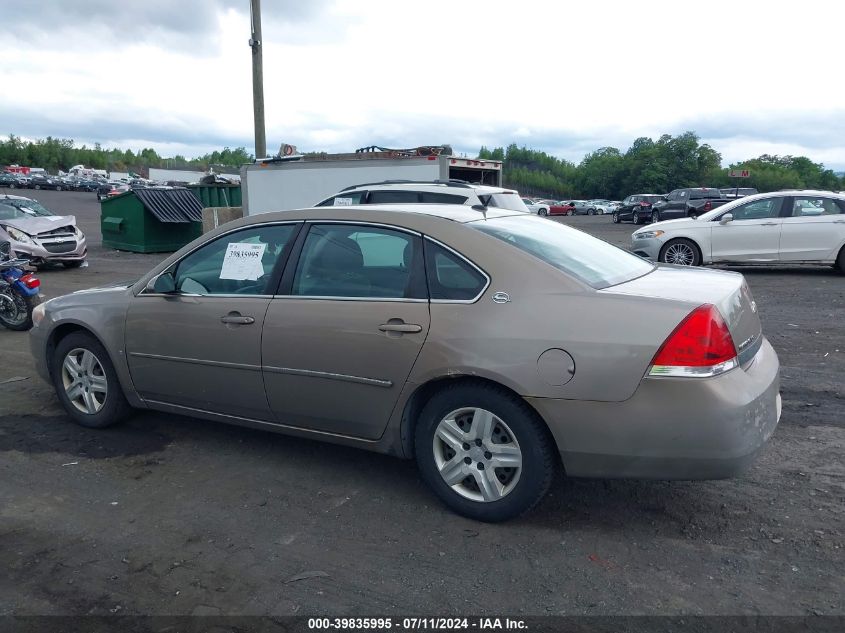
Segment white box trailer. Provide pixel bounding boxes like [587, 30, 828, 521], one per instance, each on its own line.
[241, 152, 503, 216]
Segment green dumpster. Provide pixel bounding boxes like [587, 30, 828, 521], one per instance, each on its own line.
[100, 188, 203, 253]
[186, 183, 242, 208]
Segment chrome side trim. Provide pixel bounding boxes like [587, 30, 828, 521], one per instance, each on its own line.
[304, 219, 422, 237]
[128, 352, 262, 372]
[263, 365, 393, 388]
[271, 295, 426, 303]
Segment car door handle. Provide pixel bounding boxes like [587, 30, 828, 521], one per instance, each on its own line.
[221, 314, 255, 325]
[760, 222, 779, 226]
[379, 322, 422, 333]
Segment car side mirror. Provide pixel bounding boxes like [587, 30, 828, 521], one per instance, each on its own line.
[150, 271, 177, 293]
[719, 213, 733, 225]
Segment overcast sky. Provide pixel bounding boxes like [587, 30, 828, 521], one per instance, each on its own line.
[4, 0, 844, 169]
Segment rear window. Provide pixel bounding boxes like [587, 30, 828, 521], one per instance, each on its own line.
[486, 192, 530, 212]
[689, 189, 722, 200]
[469, 215, 654, 289]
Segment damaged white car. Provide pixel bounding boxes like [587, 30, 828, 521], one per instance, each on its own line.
[0, 195, 87, 268]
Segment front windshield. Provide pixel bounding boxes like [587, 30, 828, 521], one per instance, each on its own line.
[3, 199, 54, 217]
[487, 192, 530, 212]
[469, 215, 654, 289]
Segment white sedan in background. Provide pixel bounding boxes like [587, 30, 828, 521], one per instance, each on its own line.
[521, 198, 551, 216]
[631, 190, 845, 272]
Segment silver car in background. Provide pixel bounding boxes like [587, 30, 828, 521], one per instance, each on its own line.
[30, 204, 780, 522]
[0, 195, 87, 267]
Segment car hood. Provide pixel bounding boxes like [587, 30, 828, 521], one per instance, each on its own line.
[635, 217, 703, 233]
[1, 215, 77, 235]
[73, 280, 137, 294]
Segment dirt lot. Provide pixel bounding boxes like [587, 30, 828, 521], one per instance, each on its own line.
[1, 190, 843, 617]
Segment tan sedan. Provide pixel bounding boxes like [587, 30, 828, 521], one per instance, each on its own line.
[30, 204, 781, 521]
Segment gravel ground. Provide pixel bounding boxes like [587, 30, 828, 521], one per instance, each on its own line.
[1, 190, 843, 617]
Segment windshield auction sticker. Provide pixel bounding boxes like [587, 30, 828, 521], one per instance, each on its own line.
[219, 242, 266, 281]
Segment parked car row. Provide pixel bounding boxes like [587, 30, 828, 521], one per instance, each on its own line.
[614, 188, 760, 224]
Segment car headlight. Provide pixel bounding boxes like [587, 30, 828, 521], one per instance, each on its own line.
[3, 226, 34, 244]
[31, 301, 46, 327]
[634, 230, 665, 239]
[74, 226, 84, 238]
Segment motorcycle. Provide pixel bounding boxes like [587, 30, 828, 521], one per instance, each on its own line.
[0, 240, 41, 331]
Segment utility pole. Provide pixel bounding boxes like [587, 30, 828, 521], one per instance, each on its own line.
[249, 0, 266, 159]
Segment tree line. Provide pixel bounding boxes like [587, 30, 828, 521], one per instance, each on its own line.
[3, 132, 841, 197]
[0, 135, 253, 174]
[478, 132, 844, 199]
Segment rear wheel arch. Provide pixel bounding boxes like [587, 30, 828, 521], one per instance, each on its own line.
[399, 375, 557, 462]
[836, 244, 845, 274]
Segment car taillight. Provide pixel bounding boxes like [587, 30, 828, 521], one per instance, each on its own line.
[648, 304, 738, 378]
[20, 273, 40, 289]
[703, 201, 712, 211]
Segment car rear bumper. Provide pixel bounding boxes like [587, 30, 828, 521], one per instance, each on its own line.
[526, 337, 781, 480]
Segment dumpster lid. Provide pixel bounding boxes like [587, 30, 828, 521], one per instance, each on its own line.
[134, 188, 203, 223]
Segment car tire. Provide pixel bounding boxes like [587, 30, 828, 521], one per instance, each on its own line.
[588, 209, 595, 215]
[633, 211, 641, 225]
[414, 381, 556, 522]
[9, 183, 16, 189]
[836, 246, 845, 275]
[651, 210, 660, 223]
[0, 287, 39, 331]
[51, 331, 133, 429]
[55, 186, 62, 191]
[612, 211, 620, 224]
[34, 184, 41, 190]
[63, 260, 84, 269]
[659, 238, 701, 267]
[539, 208, 548, 216]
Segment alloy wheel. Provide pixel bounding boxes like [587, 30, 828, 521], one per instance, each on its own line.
[664, 242, 695, 266]
[61, 348, 108, 414]
[432, 407, 522, 502]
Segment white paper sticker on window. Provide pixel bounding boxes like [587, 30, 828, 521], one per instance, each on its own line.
[333, 197, 354, 206]
[219, 242, 266, 280]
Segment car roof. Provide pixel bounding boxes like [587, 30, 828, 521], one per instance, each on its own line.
[342, 181, 515, 195]
[741, 189, 845, 200]
[248, 203, 525, 225]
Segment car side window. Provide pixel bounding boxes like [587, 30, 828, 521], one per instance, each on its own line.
[791, 197, 843, 216]
[424, 240, 487, 301]
[367, 190, 420, 204]
[730, 198, 784, 221]
[292, 224, 425, 299]
[173, 224, 296, 296]
[419, 192, 468, 204]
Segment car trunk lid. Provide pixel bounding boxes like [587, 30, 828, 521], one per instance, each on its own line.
[601, 265, 762, 367]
